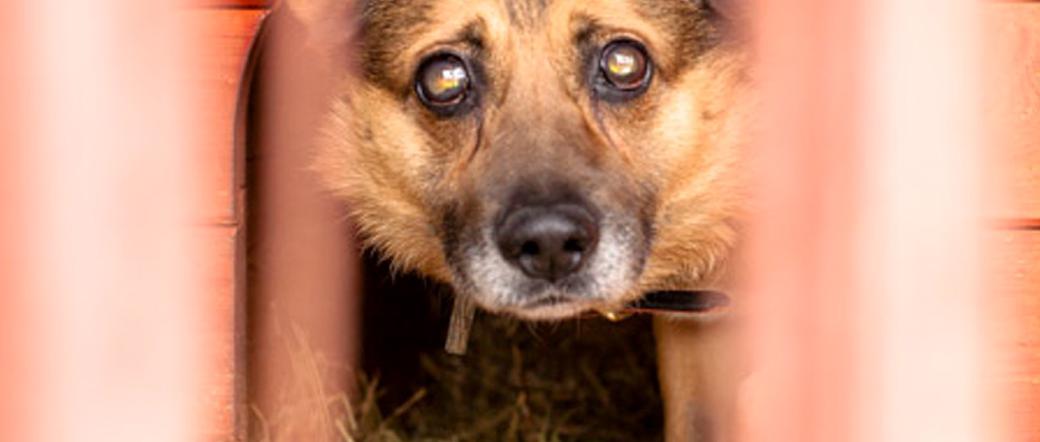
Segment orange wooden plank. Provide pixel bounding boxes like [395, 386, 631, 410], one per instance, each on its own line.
[195, 225, 244, 442]
[180, 8, 266, 440]
[985, 4, 1040, 223]
[989, 231, 1040, 441]
[183, 8, 266, 226]
[985, 13, 1040, 437]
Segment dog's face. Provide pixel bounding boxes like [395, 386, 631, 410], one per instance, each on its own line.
[311, 0, 750, 320]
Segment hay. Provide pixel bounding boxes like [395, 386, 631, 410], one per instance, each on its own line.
[354, 312, 664, 441]
[252, 268, 664, 442]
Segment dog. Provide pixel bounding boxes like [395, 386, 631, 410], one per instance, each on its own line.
[288, 0, 752, 439]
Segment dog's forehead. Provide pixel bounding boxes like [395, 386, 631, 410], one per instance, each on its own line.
[501, 0, 549, 28]
[361, 0, 695, 32]
[358, 0, 713, 89]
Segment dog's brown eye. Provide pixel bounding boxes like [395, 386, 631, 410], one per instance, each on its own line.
[600, 41, 651, 91]
[416, 54, 470, 107]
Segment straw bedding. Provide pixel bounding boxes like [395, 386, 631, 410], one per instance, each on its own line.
[351, 264, 664, 441]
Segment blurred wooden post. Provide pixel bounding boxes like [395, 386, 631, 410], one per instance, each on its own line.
[247, 4, 363, 440]
[857, 1, 986, 440]
[742, 1, 864, 439]
[0, 1, 213, 440]
[744, 0, 993, 440]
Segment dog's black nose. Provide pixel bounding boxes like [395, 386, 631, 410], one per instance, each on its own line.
[495, 204, 599, 282]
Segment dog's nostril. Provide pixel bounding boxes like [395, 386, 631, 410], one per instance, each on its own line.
[520, 241, 540, 257]
[495, 204, 600, 282]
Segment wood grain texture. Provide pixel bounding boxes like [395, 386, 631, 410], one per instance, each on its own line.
[986, 8, 1040, 437]
[989, 231, 1040, 441]
[181, 7, 267, 441]
[986, 4, 1040, 223]
[184, 9, 266, 225]
[195, 225, 244, 441]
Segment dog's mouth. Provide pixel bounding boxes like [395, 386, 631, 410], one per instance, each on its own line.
[505, 294, 602, 320]
[522, 295, 572, 308]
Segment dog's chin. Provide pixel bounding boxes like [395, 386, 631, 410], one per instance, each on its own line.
[468, 290, 633, 321]
[500, 297, 598, 321]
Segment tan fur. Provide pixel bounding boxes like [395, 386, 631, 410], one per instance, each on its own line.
[309, 0, 747, 294]
[290, 0, 752, 439]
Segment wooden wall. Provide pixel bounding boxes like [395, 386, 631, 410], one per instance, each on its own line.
[185, 1, 268, 440]
[987, 4, 1040, 440]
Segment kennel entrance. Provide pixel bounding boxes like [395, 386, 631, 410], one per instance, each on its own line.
[223, 0, 1040, 439]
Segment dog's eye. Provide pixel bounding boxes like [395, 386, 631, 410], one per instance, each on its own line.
[416, 54, 471, 108]
[599, 41, 652, 92]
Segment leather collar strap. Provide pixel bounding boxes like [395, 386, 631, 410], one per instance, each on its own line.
[446, 290, 732, 354]
[624, 290, 731, 314]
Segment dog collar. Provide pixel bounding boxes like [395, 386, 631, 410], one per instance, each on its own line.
[445, 290, 732, 354]
[628, 289, 730, 313]
[594, 290, 732, 321]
